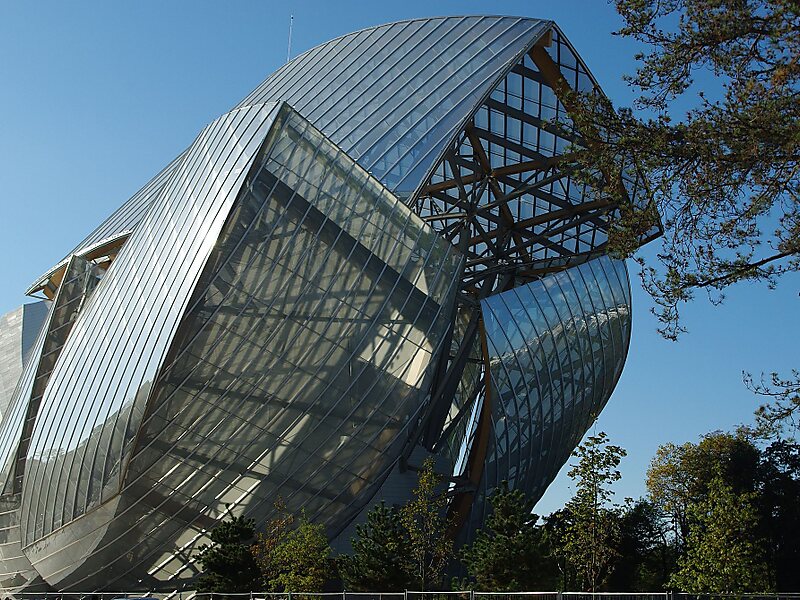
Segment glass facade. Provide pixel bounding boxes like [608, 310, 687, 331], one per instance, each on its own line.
[0, 16, 656, 593]
[470, 255, 630, 533]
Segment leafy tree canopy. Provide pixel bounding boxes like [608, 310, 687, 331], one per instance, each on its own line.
[268, 515, 332, 593]
[559, 432, 627, 591]
[252, 498, 295, 589]
[567, 0, 799, 432]
[400, 458, 453, 591]
[607, 499, 677, 592]
[646, 430, 761, 546]
[669, 477, 771, 593]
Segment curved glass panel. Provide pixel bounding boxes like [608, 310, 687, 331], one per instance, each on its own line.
[465, 255, 630, 535]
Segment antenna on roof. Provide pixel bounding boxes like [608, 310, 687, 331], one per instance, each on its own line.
[287, 14, 294, 63]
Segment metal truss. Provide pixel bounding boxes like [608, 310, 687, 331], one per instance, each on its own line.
[414, 31, 658, 298]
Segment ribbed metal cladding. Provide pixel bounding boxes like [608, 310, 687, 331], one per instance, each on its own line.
[0, 256, 101, 593]
[471, 255, 631, 532]
[27, 153, 185, 296]
[21, 102, 283, 550]
[0, 303, 47, 420]
[17, 103, 461, 590]
[236, 16, 552, 195]
[29, 16, 551, 294]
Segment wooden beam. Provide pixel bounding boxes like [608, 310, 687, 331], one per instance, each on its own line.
[446, 319, 493, 535]
[466, 198, 612, 246]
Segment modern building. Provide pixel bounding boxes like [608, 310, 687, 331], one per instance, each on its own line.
[0, 16, 658, 592]
[0, 303, 49, 421]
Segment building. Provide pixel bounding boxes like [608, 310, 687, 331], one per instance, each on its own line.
[0, 16, 658, 592]
[0, 302, 49, 421]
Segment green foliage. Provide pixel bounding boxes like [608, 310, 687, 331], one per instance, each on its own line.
[646, 431, 760, 548]
[756, 440, 800, 590]
[748, 371, 800, 440]
[572, 0, 799, 332]
[607, 499, 677, 592]
[645, 432, 800, 592]
[341, 459, 452, 591]
[566, 0, 800, 431]
[196, 512, 261, 593]
[339, 502, 412, 591]
[195, 435, 799, 593]
[670, 477, 771, 593]
[268, 515, 332, 593]
[252, 499, 295, 588]
[251, 501, 332, 593]
[459, 482, 556, 591]
[543, 508, 575, 591]
[400, 458, 453, 590]
[560, 432, 627, 591]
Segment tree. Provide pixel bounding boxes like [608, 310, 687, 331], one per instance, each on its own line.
[670, 477, 771, 593]
[543, 507, 577, 591]
[459, 482, 556, 591]
[748, 371, 800, 439]
[646, 431, 761, 548]
[607, 499, 677, 591]
[568, 1, 799, 427]
[196, 512, 261, 593]
[646, 431, 800, 590]
[339, 502, 412, 591]
[756, 439, 800, 590]
[268, 515, 332, 593]
[560, 432, 627, 591]
[252, 498, 295, 588]
[400, 458, 453, 590]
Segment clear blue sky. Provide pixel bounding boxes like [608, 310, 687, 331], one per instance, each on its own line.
[0, 0, 796, 514]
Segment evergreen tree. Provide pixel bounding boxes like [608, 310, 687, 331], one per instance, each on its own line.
[459, 482, 556, 591]
[566, 0, 800, 431]
[670, 477, 771, 593]
[339, 502, 412, 591]
[608, 499, 677, 591]
[340, 460, 452, 591]
[758, 440, 800, 590]
[543, 508, 576, 591]
[196, 512, 261, 593]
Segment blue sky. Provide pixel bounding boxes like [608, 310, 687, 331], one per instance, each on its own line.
[0, 0, 796, 514]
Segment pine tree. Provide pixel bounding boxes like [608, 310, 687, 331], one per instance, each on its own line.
[459, 482, 555, 591]
[339, 502, 412, 591]
[567, 0, 800, 429]
[196, 512, 261, 593]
